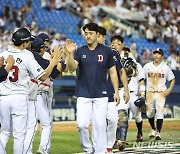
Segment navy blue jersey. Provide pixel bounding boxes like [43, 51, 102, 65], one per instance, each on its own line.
[0, 67, 8, 82]
[74, 43, 115, 98]
[107, 49, 123, 102]
[31, 51, 62, 79]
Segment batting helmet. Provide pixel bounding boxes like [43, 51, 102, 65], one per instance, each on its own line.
[123, 57, 137, 77]
[12, 28, 32, 46]
[134, 98, 145, 108]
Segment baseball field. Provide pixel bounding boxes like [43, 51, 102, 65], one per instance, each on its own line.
[6, 119, 180, 153]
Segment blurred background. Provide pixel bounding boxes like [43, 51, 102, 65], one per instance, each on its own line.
[0, 0, 179, 121]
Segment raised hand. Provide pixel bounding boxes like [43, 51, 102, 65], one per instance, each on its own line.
[50, 52, 62, 66]
[65, 39, 76, 54]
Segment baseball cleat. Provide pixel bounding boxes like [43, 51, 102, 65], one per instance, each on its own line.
[107, 148, 113, 153]
[155, 131, 161, 140]
[149, 129, 156, 138]
[116, 140, 126, 151]
[136, 133, 143, 142]
[37, 147, 49, 154]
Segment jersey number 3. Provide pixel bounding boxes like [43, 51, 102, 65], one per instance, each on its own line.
[4, 65, 19, 82]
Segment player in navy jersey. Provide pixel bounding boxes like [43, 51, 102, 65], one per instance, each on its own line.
[91, 26, 129, 153]
[66, 23, 120, 154]
[0, 56, 15, 82]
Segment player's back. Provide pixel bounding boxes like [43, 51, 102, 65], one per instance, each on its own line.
[0, 48, 45, 95]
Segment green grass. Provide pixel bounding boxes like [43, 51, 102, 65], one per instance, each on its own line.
[6, 120, 180, 153]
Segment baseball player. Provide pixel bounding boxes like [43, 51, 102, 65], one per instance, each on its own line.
[67, 22, 120, 154]
[122, 46, 145, 142]
[0, 28, 60, 154]
[143, 48, 175, 140]
[0, 56, 15, 82]
[23, 38, 64, 154]
[91, 26, 129, 153]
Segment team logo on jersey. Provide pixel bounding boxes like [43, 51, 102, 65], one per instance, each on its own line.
[37, 68, 42, 72]
[113, 56, 117, 61]
[16, 58, 22, 64]
[98, 55, 103, 62]
[82, 55, 86, 58]
[102, 91, 107, 94]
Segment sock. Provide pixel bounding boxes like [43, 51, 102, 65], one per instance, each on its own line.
[136, 121, 142, 135]
[148, 117, 156, 130]
[157, 119, 163, 133]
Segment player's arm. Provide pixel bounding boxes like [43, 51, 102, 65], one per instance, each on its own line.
[3, 56, 15, 73]
[138, 79, 145, 98]
[65, 39, 78, 72]
[39, 53, 61, 81]
[164, 78, 175, 97]
[119, 68, 130, 103]
[109, 66, 120, 105]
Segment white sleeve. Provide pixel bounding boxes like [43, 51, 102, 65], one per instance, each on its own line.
[27, 54, 45, 80]
[166, 66, 175, 81]
[142, 64, 147, 79]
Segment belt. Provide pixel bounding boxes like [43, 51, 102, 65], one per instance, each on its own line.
[148, 91, 163, 93]
[130, 91, 134, 93]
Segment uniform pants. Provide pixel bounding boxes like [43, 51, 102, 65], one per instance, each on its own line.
[77, 97, 108, 154]
[36, 93, 52, 151]
[0, 95, 28, 154]
[23, 100, 37, 154]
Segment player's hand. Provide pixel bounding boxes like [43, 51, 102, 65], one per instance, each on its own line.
[51, 46, 62, 57]
[50, 52, 61, 66]
[65, 39, 76, 54]
[123, 90, 130, 104]
[114, 92, 120, 106]
[162, 89, 171, 97]
[6, 56, 15, 67]
[0, 57, 4, 67]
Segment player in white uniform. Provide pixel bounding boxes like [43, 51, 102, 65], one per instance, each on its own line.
[122, 47, 145, 142]
[32, 36, 68, 154]
[143, 48, 175, 140]
[0, 28, 60, 154]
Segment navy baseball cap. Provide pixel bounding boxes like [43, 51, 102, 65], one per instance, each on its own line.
[31, 38, 45, 52]
[153, 48, 163, 55]
[37, 33, 52, 43]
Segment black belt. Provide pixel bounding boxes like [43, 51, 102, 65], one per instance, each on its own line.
[130, 91, 134, 93]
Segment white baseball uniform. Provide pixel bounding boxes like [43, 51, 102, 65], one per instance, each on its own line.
[0, 48, 45, 154]
[128, 62, 144, 122]
[143, 61, 175, 119]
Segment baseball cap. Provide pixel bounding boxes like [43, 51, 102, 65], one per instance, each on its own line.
[31, 38, 45, 52]
[153, 48, 163, 55]
[37, 33, 52, 43]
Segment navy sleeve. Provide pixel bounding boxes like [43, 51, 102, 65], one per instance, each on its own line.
[107, 48, 116, 69]
[112, 49, 123, 71]
[31, 51, 60, 79]
[0, 67, 8, 82]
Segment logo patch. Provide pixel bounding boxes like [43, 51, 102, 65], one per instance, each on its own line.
[82, 55, 86, 58]
[102, 91, 107, 94]
[98, 55, 103, 62]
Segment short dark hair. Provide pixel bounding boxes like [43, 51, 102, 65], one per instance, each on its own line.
[97, 26, 106, 36]
[82, 22, 99, 32]
[111, 35, 124, 43]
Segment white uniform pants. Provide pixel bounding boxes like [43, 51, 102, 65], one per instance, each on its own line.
[146, 92, 166, 119]
[92, 101, 118, 150]
[36, 93, 52, 151]
[129, 91, 142, 123]
[23, 100, 37, 154]
[0, 95, 28, 154]
[77, 97, 108, 154]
